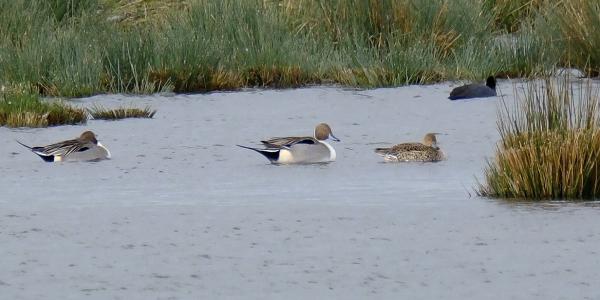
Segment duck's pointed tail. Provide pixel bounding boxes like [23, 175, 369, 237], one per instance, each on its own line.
[237, 144, 280, 162]
[16, 140, 55, 162]
[15, 140, 32, 150]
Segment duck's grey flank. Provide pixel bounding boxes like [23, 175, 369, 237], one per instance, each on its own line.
[17, 131, 111, 162]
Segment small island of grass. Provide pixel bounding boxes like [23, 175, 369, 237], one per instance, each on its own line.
[88, 104, 156, 120]
[478, 78, 600, 200]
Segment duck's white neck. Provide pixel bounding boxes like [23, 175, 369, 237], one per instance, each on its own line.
[320, 141, 336, 161]
[97, 142, 111, 159]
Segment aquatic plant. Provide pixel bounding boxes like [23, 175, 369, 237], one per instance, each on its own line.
[87, 104, 156, 120]
[477, 78, 600, 199]
[0, 89, 87, 128]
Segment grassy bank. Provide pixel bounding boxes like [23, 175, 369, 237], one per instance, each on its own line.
[0, 0, 598, 98]
[477, 78, 600, 200]
[0, 88, 87, 127]
[0, 85, 155, 127]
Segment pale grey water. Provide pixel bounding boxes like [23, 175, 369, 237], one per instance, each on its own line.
[1, 81, 600, 300]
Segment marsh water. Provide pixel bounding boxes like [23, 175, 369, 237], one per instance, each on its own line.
[2, 80, 600, 299]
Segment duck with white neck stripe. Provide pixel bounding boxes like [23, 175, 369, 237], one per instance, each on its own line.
[238, 123, 340, 164]
[17, 131, 111, 162]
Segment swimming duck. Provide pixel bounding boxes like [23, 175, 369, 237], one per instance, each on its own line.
[448, 76, 497, 100]
[238, 123, 340, 164]
[17, 130, 111, 162]
[375, 133, 444, 162]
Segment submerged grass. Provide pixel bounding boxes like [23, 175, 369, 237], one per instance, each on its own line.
[0, 0, 597, 97]
[477, 78, 600, 200]
[88, 104, 156, 120]
[0, 89, 87, 128]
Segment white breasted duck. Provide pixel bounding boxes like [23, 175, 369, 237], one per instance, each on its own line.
[238, 123, 340, 164]
[17, 130, 111, 162]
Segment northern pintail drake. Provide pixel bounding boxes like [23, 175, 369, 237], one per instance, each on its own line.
[17, 130, 111, 162]
[375, 133, 444, 162]
[448, 76, 497, 100]
[238, 123, 340, 164]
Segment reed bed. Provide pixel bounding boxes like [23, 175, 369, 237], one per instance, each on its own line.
[88, 104, 156, 120]
[0, 0, 597, 97]
[478, 78, 600, 200]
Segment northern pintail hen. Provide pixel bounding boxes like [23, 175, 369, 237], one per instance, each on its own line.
[375, 133, 444, 162]
[17, 130, 111, 162]
[449, 76, 497, 100]
[238, 123, 340, 164]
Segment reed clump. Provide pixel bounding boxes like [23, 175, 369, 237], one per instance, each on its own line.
[87, 104, 156, 120]
[478, 78, 600, 199]
[0, 88, 87, 128]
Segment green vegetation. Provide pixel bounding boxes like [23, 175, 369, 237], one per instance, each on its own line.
[0, 88, 87, 128]
[478, 78, 600, 200]
[0, 0, 598, 98]
[551, 0, 600, 76]
[88, 104, 156, 120]
[484, 0, 547, 33]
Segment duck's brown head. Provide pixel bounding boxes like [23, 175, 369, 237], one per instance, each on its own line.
[423, 133, 438, 148]
[314, 123, 340, 142]
[80, 131, 98, 144]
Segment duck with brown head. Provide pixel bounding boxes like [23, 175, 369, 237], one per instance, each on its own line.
[375, 133, 445, 162]
[314, 123, 340, 141]
[17, 130, 111, 162]
[238, 123, 340, 164]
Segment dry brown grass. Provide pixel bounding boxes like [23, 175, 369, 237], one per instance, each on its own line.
[103, 0, 189, 25]
[88, 104, 156, 120]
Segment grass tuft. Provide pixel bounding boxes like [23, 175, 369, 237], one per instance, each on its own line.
[87, 104, 156, 120]
[477, 78, 600, 200]
[0, 88, 87, 128]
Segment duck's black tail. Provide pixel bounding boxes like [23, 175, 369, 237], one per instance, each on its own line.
[15, 140, 32, 150]
[237, 145, 280, 162]
[16, 140, 54, 162]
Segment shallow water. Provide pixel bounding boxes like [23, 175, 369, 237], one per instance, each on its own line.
[2, 80, 600, 299]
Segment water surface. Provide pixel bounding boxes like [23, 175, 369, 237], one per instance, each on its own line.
[1, 80, 600, 299]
